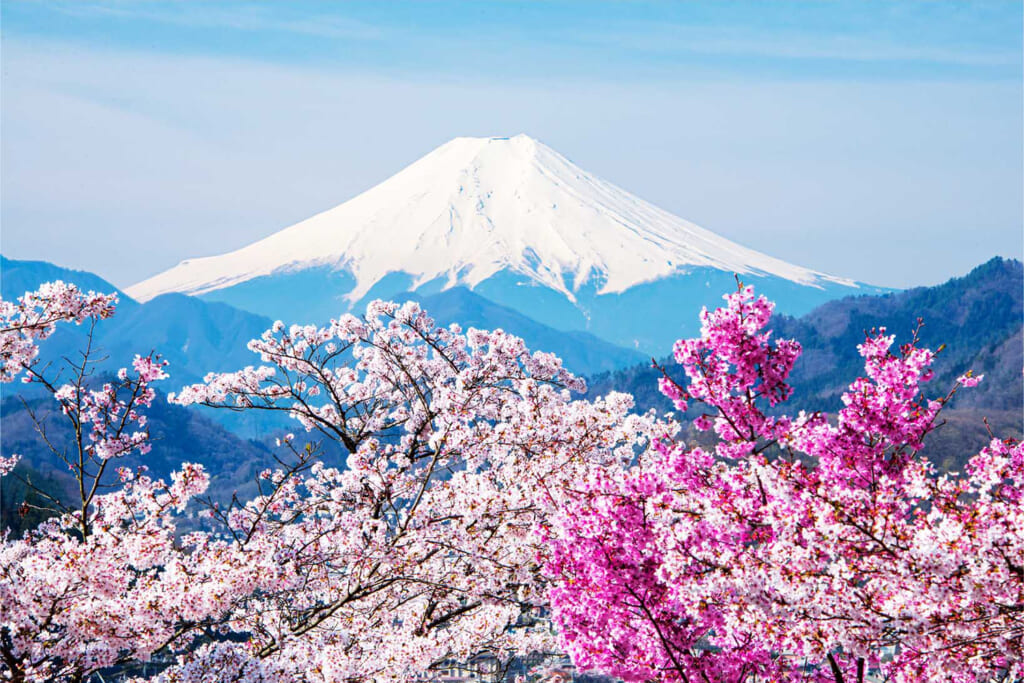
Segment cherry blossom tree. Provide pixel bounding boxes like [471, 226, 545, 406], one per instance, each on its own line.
[0, 285, 661, 682]
[161, 300, 660, 681]
[544, 285, 1023, 682]
[0, 282, 211, 681]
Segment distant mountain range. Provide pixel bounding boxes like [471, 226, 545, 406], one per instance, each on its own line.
[126, 135, 886, 353]
[0, 255, 643, 388]
[3, 254, 1018, 432]
[1, 256, 274, 388]
[4, 136, 1017, 537]
[2, 130, 1019, 506]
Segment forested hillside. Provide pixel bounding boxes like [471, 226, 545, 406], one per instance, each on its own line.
[0, 387, 302, 536]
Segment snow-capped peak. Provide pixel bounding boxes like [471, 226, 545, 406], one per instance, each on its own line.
[127, 134, 854, 303]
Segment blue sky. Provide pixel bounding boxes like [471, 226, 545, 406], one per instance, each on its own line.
[2, 1, 1021, 288]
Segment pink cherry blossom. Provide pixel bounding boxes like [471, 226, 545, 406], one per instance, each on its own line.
[545, 284, 1022, 683]
[1, 287, 663, 682]
[0, 280, 117, 383]
[957, 371, 984, 387]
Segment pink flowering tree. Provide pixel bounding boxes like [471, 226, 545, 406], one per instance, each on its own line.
[0, 282, 215, 681]
[160, 300, 661, 681]
[0, 285, 662, 682]
[544, 285, 1023, 682]
[0, 282, 171, 537]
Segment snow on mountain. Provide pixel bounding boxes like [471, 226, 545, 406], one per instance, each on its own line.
[128, 134, 855, 305]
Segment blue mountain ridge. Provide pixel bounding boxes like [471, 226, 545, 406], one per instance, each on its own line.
[1, 256, 643, 409]
[1, 256, 272, 389]
[198, 265, 891, 355]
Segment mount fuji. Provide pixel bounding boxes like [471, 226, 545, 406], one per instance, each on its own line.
[128, 135, 884, 353]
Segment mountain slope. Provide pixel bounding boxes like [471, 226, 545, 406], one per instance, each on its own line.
[1, 256, 272, 389]
[0, 388, 290, 535]
[772, 256, 1023, 411]
[126, 135, 883, 353]
[1, 256, 134, 307]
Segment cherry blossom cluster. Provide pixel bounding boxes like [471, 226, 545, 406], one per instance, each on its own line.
[545, 285, 1023, 682]
[0, 454, 19, 477]
[51, 353, 168, 461]
[2, 464, 212, 680]
[0, 280, 117, 383]
[162, 300, 662, 681]
[1, 289, 663, 682]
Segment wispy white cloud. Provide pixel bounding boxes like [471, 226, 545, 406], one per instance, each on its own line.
[566, 23, 1019, 68]
[39, 1, 387, 40]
